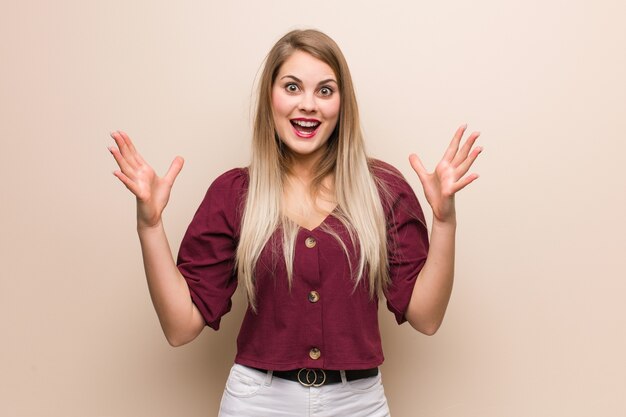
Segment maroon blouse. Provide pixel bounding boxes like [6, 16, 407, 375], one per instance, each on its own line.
[176, 160, 429, 371]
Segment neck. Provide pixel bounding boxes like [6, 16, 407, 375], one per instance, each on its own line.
[284, 152, 322, 183]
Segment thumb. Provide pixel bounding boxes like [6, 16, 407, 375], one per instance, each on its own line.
[164, 156, 184, 185]
[408, 153, 428, 184]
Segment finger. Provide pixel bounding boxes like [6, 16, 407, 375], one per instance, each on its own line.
[117, 130, 137, 153]
[455, 146, 483, 180]
[110, 131, 136, 167]
[408, 153, 429, 185]
[452, 173, 479, 193]
[443, 124, 467, 163]
[110, 131, 140, 167]
[112, 170, 141, 196]
[108, 145, 134, 175]
[163, 156, 184, 186]
[117, 130, 146, 165]
[452, 131, 480, 167]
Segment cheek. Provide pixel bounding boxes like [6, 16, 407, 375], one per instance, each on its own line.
[271, 90, 291, 118]
[323, 98, 341, 123]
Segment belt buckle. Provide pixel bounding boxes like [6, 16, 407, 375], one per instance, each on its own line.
[297, 368, 326, 387]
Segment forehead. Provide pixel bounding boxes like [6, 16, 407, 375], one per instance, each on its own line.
[275, 50, 337, 82]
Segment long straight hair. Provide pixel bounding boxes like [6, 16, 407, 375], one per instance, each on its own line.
[236, 29, 389, 310]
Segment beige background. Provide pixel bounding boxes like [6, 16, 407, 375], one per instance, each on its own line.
[1, 0, 625, 416]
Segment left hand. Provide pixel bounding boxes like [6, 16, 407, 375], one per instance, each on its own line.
[409, 124, 482, 223]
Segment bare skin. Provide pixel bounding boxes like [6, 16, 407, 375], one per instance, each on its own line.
[109, 131, 203, 346]
[273, 51, 340, 230]
[282, 174, 336, 231]
[109, 123, 481, 342]
[405, 124, 482, 334]
[109, 51, 481, 341]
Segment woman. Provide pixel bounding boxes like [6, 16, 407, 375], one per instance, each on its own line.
[109, 29, 481, 416]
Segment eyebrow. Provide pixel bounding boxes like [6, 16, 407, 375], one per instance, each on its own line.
[280, 75, 338, 86]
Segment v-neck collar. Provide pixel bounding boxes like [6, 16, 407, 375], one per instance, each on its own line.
[285, 205, 338, 233]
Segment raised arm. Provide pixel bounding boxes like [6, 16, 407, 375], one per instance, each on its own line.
[405, 124, 482, 335]
[108, 131, 205, 346]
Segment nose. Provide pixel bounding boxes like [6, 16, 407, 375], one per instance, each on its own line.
[298, 92, 317, 113]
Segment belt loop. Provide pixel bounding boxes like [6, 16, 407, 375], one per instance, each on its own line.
[265, 370, 273, 386]
[340, 370, 347, 385]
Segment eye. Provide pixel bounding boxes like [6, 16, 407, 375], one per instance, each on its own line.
[285, 83, 300, 93]
[318, 86, 334, 97]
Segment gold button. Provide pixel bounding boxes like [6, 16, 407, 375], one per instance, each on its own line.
[308, 290, 320, 303]
[305, 237, 317, 248]
[309, 347, 321, 360]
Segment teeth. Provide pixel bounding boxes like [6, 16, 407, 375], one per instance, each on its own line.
[293, 120, 320, 127]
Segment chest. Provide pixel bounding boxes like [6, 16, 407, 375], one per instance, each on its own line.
[281, 179, 337, 231]
[254, 217, 366, 295]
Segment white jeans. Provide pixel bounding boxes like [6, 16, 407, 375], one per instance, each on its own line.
[218, 364, 391, 417]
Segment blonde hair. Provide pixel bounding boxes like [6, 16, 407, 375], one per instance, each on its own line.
[236, 29, 389, 310]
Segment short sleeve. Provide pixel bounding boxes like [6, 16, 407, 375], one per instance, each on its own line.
[372, 160, 430, 325]
[176, 168, 247, 330]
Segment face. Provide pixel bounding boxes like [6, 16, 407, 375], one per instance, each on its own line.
[271, 50, 340, 163]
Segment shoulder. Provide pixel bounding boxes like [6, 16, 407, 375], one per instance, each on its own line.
[192, 167, 249, 234]
[198, 167, 248, 214]
[368, 158, 413, 196]
[368, 158, 425, 220]
[209, 167, 249, 192]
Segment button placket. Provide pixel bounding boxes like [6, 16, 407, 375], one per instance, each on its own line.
[301, 232, 323, 365]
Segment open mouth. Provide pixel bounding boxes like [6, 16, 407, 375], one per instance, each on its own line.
[290, 119, 321, 136]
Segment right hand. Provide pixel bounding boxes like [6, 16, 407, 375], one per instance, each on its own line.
[109, 131, 184, 229]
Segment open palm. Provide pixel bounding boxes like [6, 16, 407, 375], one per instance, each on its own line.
[108, 131, 184, 228]
[409, 125, 482, 222]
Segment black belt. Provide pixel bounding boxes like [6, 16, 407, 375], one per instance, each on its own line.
[252, 367, 378, 387]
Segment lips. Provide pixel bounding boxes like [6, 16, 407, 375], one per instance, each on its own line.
[290, 118, 321, 138]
